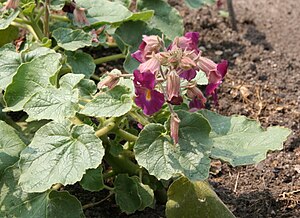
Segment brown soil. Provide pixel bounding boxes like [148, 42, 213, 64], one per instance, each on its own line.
[72, 1, 300, 217]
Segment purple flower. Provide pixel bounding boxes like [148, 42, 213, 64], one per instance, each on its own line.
[133, 70, 165, 115]
[179, 69, 197, 81]
[199, 59, 228, 105]
[189, 97, 205, 111]
[132, 35, 162, 63]
[170, 32, 200, 54]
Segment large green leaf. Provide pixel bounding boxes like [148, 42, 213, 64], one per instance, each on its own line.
[0, 49, 21, 90]
[52, 28, 92, 51]
[114, 174, 154, 214]
[166, 176, 235, 218]
[137, 0, 184, 40]
[0, 47, 55, 91]
[66, 51, 96, 78]
[184, 0, 216, 8]
[24, 74, 83, 122]
[0, 121, 26, 175]
[4, 53, 62, 111]
[81, 85, 133, 117]
[134, 110, 212, 181]
[0, 166, 84, 218]
[200, 110, 291, 166]
[0, 25, 19, 47]
[76, 0, 153, 26]
[19, 121, 104, 192]
[0, 10, 19, 30]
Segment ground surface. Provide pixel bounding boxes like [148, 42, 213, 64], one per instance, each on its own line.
[72, 1, 300, 217]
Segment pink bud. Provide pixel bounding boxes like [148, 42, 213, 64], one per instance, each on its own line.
[2, 0, 19, 10]
[73, 7, 90, 27]
[198, 57, 222, 84]
[187, 84, 207, 104]
[97, 73, 120, 89]
[170, 113, 180, 145]
[138, 54, 160, 74]
[166, 71, 183, 105]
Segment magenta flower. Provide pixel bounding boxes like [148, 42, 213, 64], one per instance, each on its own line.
[199, 59, 228, 105]
[179, 69, 197, 81]
[170, 32, 200, 54]
[187, 85, 207, 110]
[166, 71, 183, 105]
[189, 97, 205, 111]
[133, 70, 165, 115]
[132, 35, 162, 63]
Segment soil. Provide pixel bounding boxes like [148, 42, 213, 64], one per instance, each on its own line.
[72, 0, 300, 217]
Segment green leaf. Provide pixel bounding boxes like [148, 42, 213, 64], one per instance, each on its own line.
[0, 9, 19, 30]
[4, 53, 62, 111]
[80, 167, 104, 192]
[76, 0, 153, 26]
[0, 166, 84, 218]
[24, 74, 83, 122]
[184, 0, 216, 8]
[0, 49, 21, 90]
[76, 79, 97, 99]
[52, 28, 92, 51]
[134, 110, 212, 181]
[81, 85, 133, 117]
[0, 25, 19, 47]
[19, 121, 104, 192]
[114, 174, 154, 214]
[50, 0, 66, 10]
[0, 121, 26, 175]
[137, 0, 184, 40]
[166, 176, 235, 218]
[199, 110, 292, 166]
[66, 51, 96, 78]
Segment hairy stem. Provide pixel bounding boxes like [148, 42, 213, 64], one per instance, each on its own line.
[128, 111, 150, 126]
[95, 122, 116, 137]
[104, 153, 140, 176]
[29, 15, 45, 40]
[44, 0, 50, 37]
[50, 14, 70, 22]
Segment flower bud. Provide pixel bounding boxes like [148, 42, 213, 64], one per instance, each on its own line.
[187, 84, 207, 104]
[166, 71, 183, 105]
[97, 73, 120, 89]
[138, 54, 161, 74]
[73, 7, 90, 27]
[170, 113, 180, 145]
[2, 0, 19, 10]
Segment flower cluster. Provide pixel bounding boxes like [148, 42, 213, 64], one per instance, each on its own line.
[132, 32, 228, 115]
[131, 32, 228, 143]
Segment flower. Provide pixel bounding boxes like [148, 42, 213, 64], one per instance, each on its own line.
[170, 113, 180, 144]
[2, 0, 19, 10]
[179, 69, 197, 81]
[170, 32, 200, 54]
[138, 54, 161, 74]
[199, 57, 228, 84]
[133, 70, 165, 115]
[73, 7, 90, 27]
[187, 84, 207, 110]
[166, 71, 183, 105]
[198, 58, 228, 105]
[97, 73, 120, 89]
[132, 35, 162, 63]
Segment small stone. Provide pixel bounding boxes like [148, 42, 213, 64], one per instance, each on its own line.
[233, 53, 239, 58]
[215, 50, 223, 56]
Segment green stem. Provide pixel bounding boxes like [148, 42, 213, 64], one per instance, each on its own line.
[50, 14, 70, 22]
[11, 21, 39, 41]
[29, 15, 45, 41]
[95, 122, 116, 137]
[94, 53, 125, 65]
[104, 153, 140, 176]
[14, 17, 32, 25]
[114, 129, 138, 142]
[52, 183, 63, 190]
[91, 74, 100, 81]
[128, 111, 150, 126]
[35, 6, 45, 22]
[103, 170, 116, 180]
[103, 184, 114, 191]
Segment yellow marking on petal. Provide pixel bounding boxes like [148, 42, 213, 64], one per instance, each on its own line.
[146, 89, 152, 101]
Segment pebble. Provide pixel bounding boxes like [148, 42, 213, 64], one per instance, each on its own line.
[215, 50, 223, 56]
[233, 53, 239, 58]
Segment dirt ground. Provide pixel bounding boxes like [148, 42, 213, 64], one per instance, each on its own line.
[70, 1, 300, 217]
